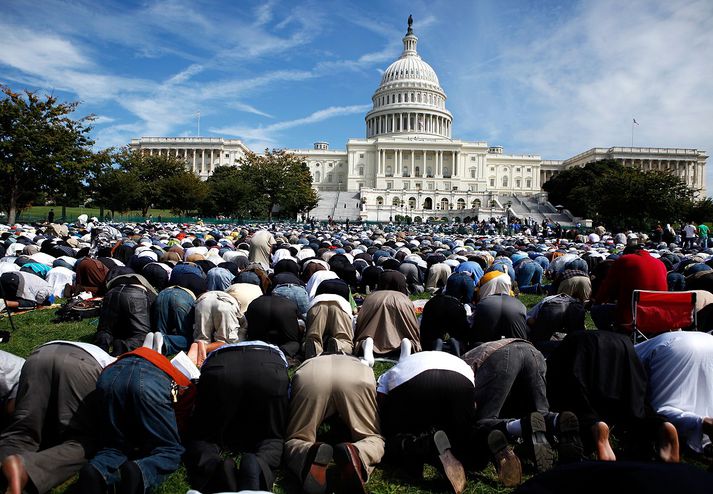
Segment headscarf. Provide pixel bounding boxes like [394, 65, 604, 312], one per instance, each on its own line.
[476, 270, 513, 300]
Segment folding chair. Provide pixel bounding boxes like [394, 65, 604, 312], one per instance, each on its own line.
[630, 290, 697, 342]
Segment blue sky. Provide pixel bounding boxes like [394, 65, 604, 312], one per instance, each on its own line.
[2, 0, 712, 191]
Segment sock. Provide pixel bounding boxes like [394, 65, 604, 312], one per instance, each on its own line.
[506, 419, 522, 438]
[142, 332, 154, 349]
[117, 461, 143, 494]
[153, 332, 164, 354]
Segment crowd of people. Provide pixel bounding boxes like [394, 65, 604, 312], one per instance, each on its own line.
[1, 216, 713, 494]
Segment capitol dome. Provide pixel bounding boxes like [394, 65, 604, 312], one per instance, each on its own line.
[365, 16, 453, 139]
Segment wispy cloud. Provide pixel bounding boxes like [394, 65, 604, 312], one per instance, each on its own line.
[212, 104, 371, 148]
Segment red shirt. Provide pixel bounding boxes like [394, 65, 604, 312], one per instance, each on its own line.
[594, 250, 668, 326]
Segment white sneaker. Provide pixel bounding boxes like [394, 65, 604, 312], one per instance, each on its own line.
[399, 338, 412, 362]
[153, 332, 164, 354]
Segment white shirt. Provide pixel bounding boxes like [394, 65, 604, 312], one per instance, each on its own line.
[377, 351, 474, 394]
[43, 340, 116, 368]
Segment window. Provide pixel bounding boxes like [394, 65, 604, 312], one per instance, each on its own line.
[490, 178, 495, 187]
[469, 184, 476, 192]
[386, 181, 393, 189]
[327, 174, 333, 183]
[358, 166, 364, 176]
[359, 153, 364, 158]
[457, 198, 466, 210]
[376, 196, 384, 205]
[441, 198, 449, 210]
[225, 153, 229, 158]
[427, 182, 434, 190]
[472, 199, 481, 208]
[526, 178, 532, 188]
[516, 167, 521, 173]
[409, 197, 416, 208]
[471, 156, 476, 161]
[502, 176, 508, 187]
[516, 179, 521, 188]
[527, 167, 531, 173]
[470, 168, 476, 179]
[314, 171, 321, 182]
[392, 197, 400, 206]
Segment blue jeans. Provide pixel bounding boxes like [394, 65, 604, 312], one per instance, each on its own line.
[516, 262, 543, 294]
[153, 287, 195, 354]
[90, 356, 184, 492]
[272, 284, 310, 318]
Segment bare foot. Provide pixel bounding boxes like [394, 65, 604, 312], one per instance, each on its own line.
[592, 422, 616, 461]
[658, 422, 680, 463]
[187, 343, 199, 366]
[2, 455, 29, 494]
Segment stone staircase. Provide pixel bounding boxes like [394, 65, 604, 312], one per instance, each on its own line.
[309, 191, 361, 221]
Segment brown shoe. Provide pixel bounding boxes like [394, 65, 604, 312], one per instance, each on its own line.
[333, 442, 367, 494]
[488, 430, 522, 487]
[302, 443, 333, 494]
[433, 430, 467, 494]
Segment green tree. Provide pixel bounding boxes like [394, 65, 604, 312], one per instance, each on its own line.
[92, 148, 203, 217]
[201, 166, 264, 218]
[236, 149, 319, 219]
[0, 86, 95, 224]
[542, 159, 696, 231]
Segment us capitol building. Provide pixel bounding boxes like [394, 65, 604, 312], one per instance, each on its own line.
[130, 18, 707, 223]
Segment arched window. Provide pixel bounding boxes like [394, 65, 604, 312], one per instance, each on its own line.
[327, 174, 333, 183]
[457, 198, 466, 210]
[408, 196, 416, 209]
[314, 171, 321, 182]
[472, 199, 481, 208]
[423, 197, 433, 209]
[502, 176, 508, 187]
[376, 196, 384, 205]
[441, 198, 449, 210]
[392, 197, 400, 206]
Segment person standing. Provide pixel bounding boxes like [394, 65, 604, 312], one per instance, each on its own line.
[47, 209, 55, 224]
[698, 222, 709, 249]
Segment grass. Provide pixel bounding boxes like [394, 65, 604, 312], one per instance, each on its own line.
[13, 206, 176, 223]
[0, 293, 701, 493]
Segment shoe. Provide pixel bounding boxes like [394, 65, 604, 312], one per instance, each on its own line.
[555, 412, 584, 464]
[433, 430, 467, 494]
[76, 463, 108, 494]
[302, 443, 333, 494]
[304, 339, 318, 360]
[487, 430, 522, 487]
[325, 337, 340, 354]
[333, 443, 367, 494]
[521, 412, 555, 473]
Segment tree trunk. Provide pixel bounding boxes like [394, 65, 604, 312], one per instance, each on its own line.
[61, 204, 67, 222]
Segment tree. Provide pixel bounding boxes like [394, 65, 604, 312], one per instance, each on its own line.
[91, 148, 204, 217]
[236, 149, 319, 219]
[0, 86, 95, 224]
[542, 159, 696, 231]
[201, 166, 264, 218]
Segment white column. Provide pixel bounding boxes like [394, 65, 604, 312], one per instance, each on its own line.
[201, 149, 205, 174]
[377, 149, 381, 175]
[422, 150, 426, 177]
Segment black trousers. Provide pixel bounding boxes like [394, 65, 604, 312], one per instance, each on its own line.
[184, 346, 289, 491]
[380, 369, 484, 468]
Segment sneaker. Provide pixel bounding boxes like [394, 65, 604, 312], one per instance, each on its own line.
[487, 430, 522, 487]
[555, 411, 584, 464]
[302, 443, 333, 494]
[521, 412, 555, 473]
[361, 337, 375, 367]
[399, 338, 412, 362]
[433, 430, 467, 494]
[333, 443, 367, 494]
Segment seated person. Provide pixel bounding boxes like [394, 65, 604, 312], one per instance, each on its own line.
[354, 290, 421, 360]
[245, 295, 301, 358]
[284, 354, 384, 494]
[635, 331, 713, 455]
[76, 347, 190, 494]
[547, 330, 679, 462]
[0, 342, 113, 494]
[185, 341, 289, 493]
[94, 274, 157, 356]
[377, 351, 476, 494]
[0, 271, 53, 311]
[472, 271, 528, 342]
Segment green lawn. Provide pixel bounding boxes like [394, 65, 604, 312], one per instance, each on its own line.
[15, 206, 175, 223]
